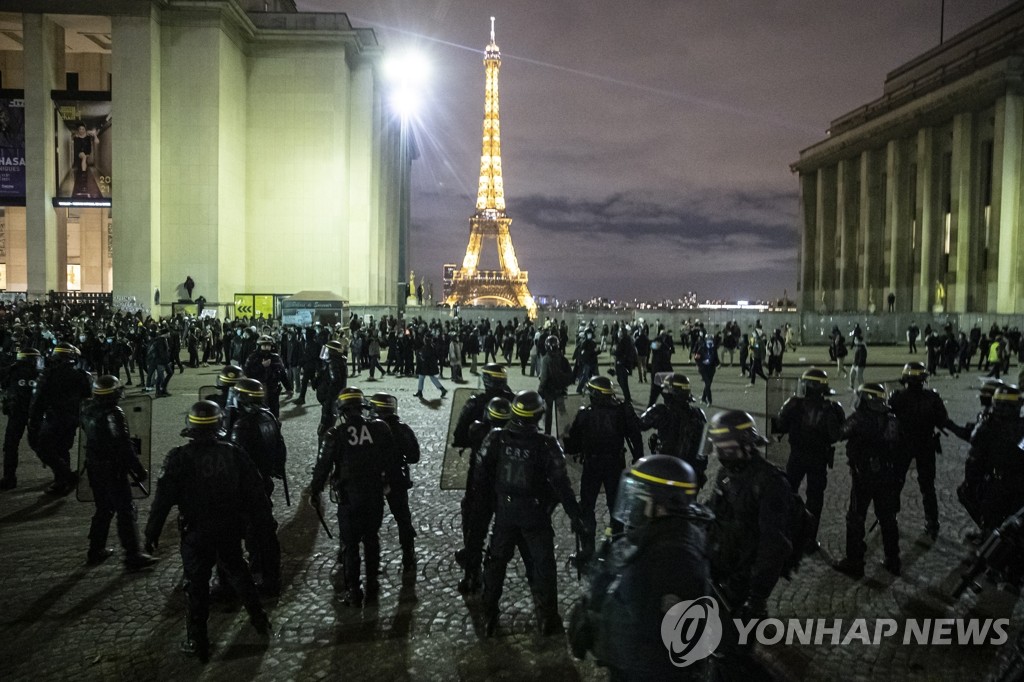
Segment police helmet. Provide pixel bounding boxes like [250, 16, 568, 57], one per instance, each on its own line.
[486, 396, 512, 425]
[321, 339, 345, 360]
[800, 367, 834, 396]
[661, 372, 694, 402]
[612, 455, 698, 532]
[481, 363, 508, 391]
[258, 334, 275, 350]
[510, 390, 545, 428]
[16, 348, 40, 361]
[853, 382, 888, 413]
[544, 336, 560, 353]
[185, 400, 224, 439]
[991, 385, 1023, 417]
[707, 410, 768, 463]
[52, 342, 81, 359]
[367, 392, 398, 418]
[585, 376, 616, 403]
[232, 377, 266, 409]
[900, 362, 928, 386]
[979, 378, 1005, 407]
[336, 387, 365, 416]
[216, 364, 244, 388]
[92, 375, 124, 402]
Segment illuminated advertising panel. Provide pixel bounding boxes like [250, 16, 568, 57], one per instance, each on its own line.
[53, 93, 112, 208]
[0, 96, 26, 204]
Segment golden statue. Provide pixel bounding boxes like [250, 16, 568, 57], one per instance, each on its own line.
[935, 279, 945, 305]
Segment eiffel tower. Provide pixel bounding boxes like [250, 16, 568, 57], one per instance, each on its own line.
[445, 18, 536, 318]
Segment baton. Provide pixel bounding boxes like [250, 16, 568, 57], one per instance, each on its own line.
[281, 470, 292, 506]
[127, 468, 150, 497]
[312, 497, 334, 539]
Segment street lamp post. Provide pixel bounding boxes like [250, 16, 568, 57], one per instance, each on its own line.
[384, 51, 429, 316]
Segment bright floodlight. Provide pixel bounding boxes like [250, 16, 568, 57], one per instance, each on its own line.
[384, 50, 430, 118]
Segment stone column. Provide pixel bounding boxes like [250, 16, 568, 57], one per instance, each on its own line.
[994, 93, 1024, 313]
[916, 127, 937, 311]
[886, 139, 913, 312]
[815, 166, 837, 312]
[859, 149, 882, 311]
[111, 13, 161, 313]
[347, 60, 374, 304]
[798, 172, 817, 312]
[836, 157, 859, 311]
[951, 112, 976, 312]
[23, 14, 64, 296]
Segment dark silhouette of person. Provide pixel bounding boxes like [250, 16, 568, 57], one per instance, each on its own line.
[185, 276, 195, 301]
[887, 292, 896, 312]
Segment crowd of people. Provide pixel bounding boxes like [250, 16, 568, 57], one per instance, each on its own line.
[2, 298, 1024, 679]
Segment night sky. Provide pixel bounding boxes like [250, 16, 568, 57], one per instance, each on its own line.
[299, 0, 1012, 303]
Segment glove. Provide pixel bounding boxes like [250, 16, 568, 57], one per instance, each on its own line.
[144, 537, 158, 554]
[309, 491, 322, 511]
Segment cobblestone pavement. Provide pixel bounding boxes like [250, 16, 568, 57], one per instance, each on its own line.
[0, 345, 1022, 681]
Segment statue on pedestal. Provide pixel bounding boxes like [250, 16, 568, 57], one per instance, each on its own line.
[406, 270, 419, 306]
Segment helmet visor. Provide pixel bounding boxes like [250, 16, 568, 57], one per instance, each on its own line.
[611, 473, 653, 530]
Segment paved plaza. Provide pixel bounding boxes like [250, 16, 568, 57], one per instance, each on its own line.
[0, 343, 1022, 681]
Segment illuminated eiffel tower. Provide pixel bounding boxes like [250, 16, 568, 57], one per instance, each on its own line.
[445, 17, 536, 318]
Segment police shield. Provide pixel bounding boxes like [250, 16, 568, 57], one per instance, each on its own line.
[765, 376, 800, 467]
[557, 394, 586, 445]
[76, 394, 154, 502]
[440, 387, 478, 491]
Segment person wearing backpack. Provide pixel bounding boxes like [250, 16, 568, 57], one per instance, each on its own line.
[538, 336, 573, 435]
[706, 410, 795, 680]
[773, 368, 846, 554]
[833, 383, 903, 578]
[766, 328, 785, 377]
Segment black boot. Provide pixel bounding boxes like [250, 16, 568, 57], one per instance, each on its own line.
[0, 476, 17, 490]
[881, 556, 902, 576]
[832, 557, 865, 579]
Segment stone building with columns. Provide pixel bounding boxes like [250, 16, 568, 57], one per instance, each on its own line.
[0, 0, 408, 314]
[791, 1, 1024, 315]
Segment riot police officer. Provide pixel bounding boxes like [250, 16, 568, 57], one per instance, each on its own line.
[81, 375, 158, 570]
[1, 347, 40, 489]
[564, 375, 643, 562]
[205, 364, 243, 433]
[310, 387, 400, 607]
[457, 396, 513, 593]
[367, 392, 421, 578]
[833, 383, 903, 578]
[28, 342, 93, 496]
[144, 401, 273, 662]
[960, 378, 1004, 437]
[227, 378, 284, 596]
[452, 363, 515, 457]
[639, 372, 708, 486]
[888, 361, 949, 539]
[315, 339, 347, 442]
[244, 335, 292, 419]
[706, 410, 793, 680]
[468, 390, 584, 636]
[955, 378, 1004, 534]
[569, 456, 711, 681]
[965, 385, 1024, 534]
[774, 367, 845, 553]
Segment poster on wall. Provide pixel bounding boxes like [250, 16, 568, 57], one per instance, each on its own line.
[0, 96, 26, 204]
[53, 94, 111, 207]
[0, 264, 7, 291]
[66, 264, 81, 291]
